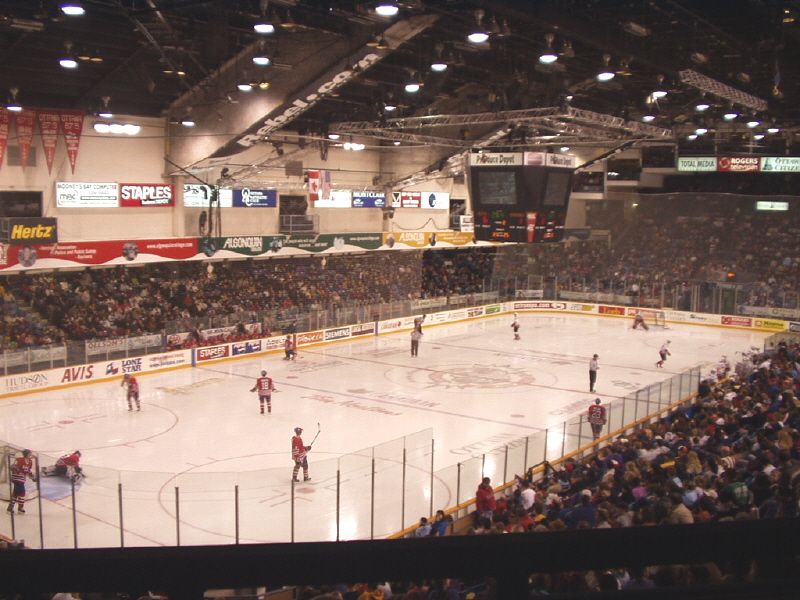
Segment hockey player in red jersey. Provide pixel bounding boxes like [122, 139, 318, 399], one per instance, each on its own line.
[42, 450, 83, 482]
[291, 427, 311, 482]
[250, 370, 275, 414]
[632, 311, 649, 330]
[7, 449, 36, 514]
[587, 398, 607, 441]
[284, 336, 297, 361]
[121, 373, 140, 411]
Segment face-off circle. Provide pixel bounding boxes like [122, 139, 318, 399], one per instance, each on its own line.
[406, 363, 537, 390]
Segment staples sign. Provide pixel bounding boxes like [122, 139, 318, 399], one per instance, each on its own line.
[120, 183, 175, 207]
[196, 345, 230, 361]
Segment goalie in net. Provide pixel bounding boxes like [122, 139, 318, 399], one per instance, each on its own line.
[632, 309, 667, 330]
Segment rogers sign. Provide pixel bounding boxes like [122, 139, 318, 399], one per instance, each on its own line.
[120, 183, 175, 207]
[718, 157, 760, 172]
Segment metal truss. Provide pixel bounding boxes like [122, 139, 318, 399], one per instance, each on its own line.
[334, 107, 563, 132]
[679, 69, 768, 112]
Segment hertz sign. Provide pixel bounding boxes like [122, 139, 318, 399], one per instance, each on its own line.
[6, 218, 58, 245]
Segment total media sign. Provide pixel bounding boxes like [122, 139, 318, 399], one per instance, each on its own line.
[677, 157, 717, 172]
[232, 188, 277, 208]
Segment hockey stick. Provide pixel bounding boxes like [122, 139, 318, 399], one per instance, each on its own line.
[309, 422, 321, 447]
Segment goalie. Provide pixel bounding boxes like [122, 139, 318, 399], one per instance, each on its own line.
[632, 311, 649, 331]
[42, 450, 84, 483]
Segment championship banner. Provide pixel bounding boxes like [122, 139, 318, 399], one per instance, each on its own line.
[0, 238, 199, 271]
[0, 109, 9, 168]
[14, 110, 36, 168]
[59, 111, 84, 173]
[37, 110, 60, 173]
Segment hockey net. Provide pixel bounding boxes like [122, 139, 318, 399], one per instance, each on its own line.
[637, 309, 667, 328]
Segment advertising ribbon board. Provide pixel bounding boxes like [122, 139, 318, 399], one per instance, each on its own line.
[352, 191, 386, 208]
[56, 182, 119, 208]
[120, 183, 175, 207]
[231, 188, 277, 208]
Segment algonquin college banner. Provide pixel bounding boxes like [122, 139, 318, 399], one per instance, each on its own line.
[0, 238, 198, 271]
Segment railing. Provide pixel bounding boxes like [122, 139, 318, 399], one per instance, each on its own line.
[0, 366, 701, 549]
[278, 214, 318, 234]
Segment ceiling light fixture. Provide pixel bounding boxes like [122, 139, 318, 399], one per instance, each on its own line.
[393, 140, 401, 146]
[539, 33, 558, 64]
[238, 82, 253, 92]
[723, 111, 738, 121]
[431, 42, 448, 72]
[695, 102, 710, 111]
[753, 134, 765, 140]
[252, 54, 271, 66]
[686, 134, 698, 140]
[384, 102, 397, 112]
[767, 127, 780, 134]
[98, 95, 112, 119]
[467, 9, 490, 44]
[60, 2, 85, 17]
[642, 114, 656, 122]
[375, 3, 399, 17]
[59, 41, 78, 69]
[695, 127, 708, 135]
[596, 54, 615, 82]
[254, 21, 275, 34]
[404, 72, 421, 93]
[6, 88, 22, 112]
[746, 120, 760, 128]
[560, 146, 570, 152]
[651, 75, 668, 99]
[328, 133, 340, 140]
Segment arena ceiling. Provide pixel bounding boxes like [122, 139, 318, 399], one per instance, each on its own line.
[1, 0, 799, 162]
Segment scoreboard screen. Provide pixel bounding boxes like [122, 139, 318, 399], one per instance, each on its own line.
[474, 170, 518, 205]
[474, 210, 565, 243]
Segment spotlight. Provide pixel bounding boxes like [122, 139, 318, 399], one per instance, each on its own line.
[723, 111, 738, 121]
[375, 3, 399, 17]
[651, 75, 667, 99]
[60, 42, 79, 69]
[746, 120, 760, 128]
[753, 134, 765, 140]
[384, 103, 397, 112]
[431, 61, 448, 72]
[181, 117, 196, 127]
[695, 103, 710, 111]
[98, 95, 112, 119]
[60, 2, 85, 16]
[642, 114, 656, 122]
[767, 127, 780, 134]
[404, 73, 421, 93]
[328, 133, 340, 140]
[6, 88, 21, 112]
[93, 122, 110, 133]
[252, 55, 271, 66]
[695, 127, 708, 135]
[651, 90, 667, 99]
[686, 134, 698, 140]
[393, 140, 401, 146]
[560, 146, 570, 152]
[122, 124, 141, 135]
[238, 83, 253, 92]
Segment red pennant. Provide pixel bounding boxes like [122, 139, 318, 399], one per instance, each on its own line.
[14, 110, 35, 168]
[0, 110, 9, 168]
[37, 110, 60, 173]
[59, 111, 85, 173]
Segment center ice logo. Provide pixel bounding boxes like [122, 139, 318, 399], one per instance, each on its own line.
[420, 364, 536, 390]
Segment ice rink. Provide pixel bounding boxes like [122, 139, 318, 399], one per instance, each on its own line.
[0, 313, 767, 547]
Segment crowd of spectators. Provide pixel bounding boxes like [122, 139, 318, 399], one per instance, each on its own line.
[2, 194, 800, 350]
[411, 339, 800, 594]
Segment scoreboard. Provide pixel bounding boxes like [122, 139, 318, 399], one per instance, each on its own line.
[469, 152, 574, 243]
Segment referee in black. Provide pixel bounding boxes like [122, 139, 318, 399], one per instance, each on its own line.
[589, 354, 599, 393]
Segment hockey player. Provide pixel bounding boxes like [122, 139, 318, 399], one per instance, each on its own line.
[121, 373, 140, 411]
[291, 427, 311, 482]
[7, 449, 36, 514]
[511, 314, 521, 340]
[284, 335, 297, 361]
[632, 311, 649, 330]
[43, 450, 83, 483]
[656, 340, 672, 368]
[250, 370, 275, 414]
[588, 398, 607, 441]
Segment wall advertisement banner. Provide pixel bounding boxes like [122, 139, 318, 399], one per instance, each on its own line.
[790, 322, 800, 333]
[196, 345, 230, 362]
[183, 184, 233, 208]
[56, 182, 119, 208]
[1, 238, 199, 271]
[8, 218, 57, 245]
[120, 183, 175, 207]
[297, 330, 324, 345]
[283, 233, 382, 253]
[232, 188, 277, 208]
[232, 340, 263, 355]
[352, 191, 386, 208]
[677, 157, 717, 172]
[315, 189, 351, 208]
[721, 316, 753, 327]
[754, 318, 786, 331]
[324, 326, 352, 341]
[514, 301, 566, 310]
[351, 323, 376, 336]
[718, 156, 760, 172]
[760, 156, 800, 172]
